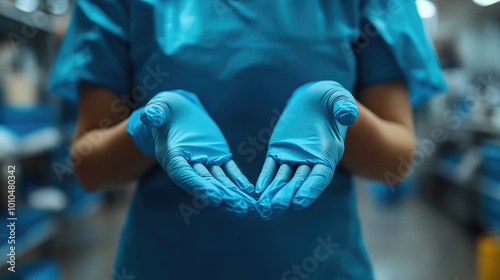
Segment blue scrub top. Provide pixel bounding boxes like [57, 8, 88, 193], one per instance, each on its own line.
[50, 1, 446, 279]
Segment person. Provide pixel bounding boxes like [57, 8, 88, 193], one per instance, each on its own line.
[49, 0, 446, 279]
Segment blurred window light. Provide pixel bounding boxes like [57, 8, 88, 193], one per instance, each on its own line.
[473, 0, 500, 6]
[416, 0, 437, 19]
[15, 0, 40, 12]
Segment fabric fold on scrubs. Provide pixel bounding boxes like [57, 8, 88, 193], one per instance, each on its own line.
[356, 0, 447, 107]
[48, 0, 131, 102]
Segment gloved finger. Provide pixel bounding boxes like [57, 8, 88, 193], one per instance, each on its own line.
[256, 163, 295, 219]
[209, 165, 238, 188]
[166, 155, 222, 207]
[292, 164, 334, 211]
[331, 93, 358, 126]
[264, 165, 312, 220]
[140, 100, 170, 127]
[255, 157, 280, 197]
[209, 165, 254, 204]
[222, 160, 254, 194]
[194, 164, 247, 216]
[216, 192, 256, 217]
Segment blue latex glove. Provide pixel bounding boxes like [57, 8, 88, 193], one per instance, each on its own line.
[127, 90, 255, 216]
[255, 81, 359, 220]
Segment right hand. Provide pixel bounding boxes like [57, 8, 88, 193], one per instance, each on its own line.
[127, 90, 256, 217]
[255, 81, 359, 220]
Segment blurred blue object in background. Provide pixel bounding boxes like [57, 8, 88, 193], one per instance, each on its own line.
[479, 140, 500, 233]
[439, 150, 463, 175]
[0, 103, 56, 136]
[365, 179, 415, 205]
[480, 140, 500, 181]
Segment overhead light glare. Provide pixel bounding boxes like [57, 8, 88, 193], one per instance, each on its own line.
[416, 0, 437, 19]
[15, 0, 39, 12]
[473, 0, 500, 7]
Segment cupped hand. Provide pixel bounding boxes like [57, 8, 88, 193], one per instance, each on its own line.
[254, 81, 359, 220]
[128, 90, 256, 217]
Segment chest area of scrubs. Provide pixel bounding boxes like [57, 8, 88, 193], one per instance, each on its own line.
[113, 3, 373, 278]
[129, 0, 361, 107]
[127, 0, 362, 180]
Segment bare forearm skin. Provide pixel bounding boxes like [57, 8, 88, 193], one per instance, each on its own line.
[71, 119, 156, 191]
[341, 82, 416, 184]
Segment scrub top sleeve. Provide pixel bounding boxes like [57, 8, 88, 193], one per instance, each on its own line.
[356, 0, 447, 107]
[48, 0, 130, 102]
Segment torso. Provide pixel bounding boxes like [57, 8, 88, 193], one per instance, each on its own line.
[114, 1, 373, 279]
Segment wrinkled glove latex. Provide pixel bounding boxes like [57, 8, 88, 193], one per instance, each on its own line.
[255, 81, 359, 220]
[127, 90, 255, 216]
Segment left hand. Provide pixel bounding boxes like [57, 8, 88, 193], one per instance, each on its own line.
[128, 90, 255, 217]
[255, 81, 359, 220]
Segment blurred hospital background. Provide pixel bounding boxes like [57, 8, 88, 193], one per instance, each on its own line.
[0, 0, 499, 279]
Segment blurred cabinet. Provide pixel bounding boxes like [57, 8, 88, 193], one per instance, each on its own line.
[0, 1, 112, 278]
[416, 69, 500, 235]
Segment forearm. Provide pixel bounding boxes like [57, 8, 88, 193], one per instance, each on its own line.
[71, 118, 157, 191]
[341, 101, 416, 183]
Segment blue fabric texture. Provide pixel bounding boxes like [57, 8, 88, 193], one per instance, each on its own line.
[49, 0, 131, 101]
[357, 0, 447, 106]
[49, 0, 447, 279]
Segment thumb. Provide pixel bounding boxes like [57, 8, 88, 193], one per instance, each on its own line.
[140, 99, 170, 127]
[331, 93, 358, 126]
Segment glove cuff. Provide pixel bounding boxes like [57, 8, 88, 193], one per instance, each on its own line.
[127, 107, 156, 157]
